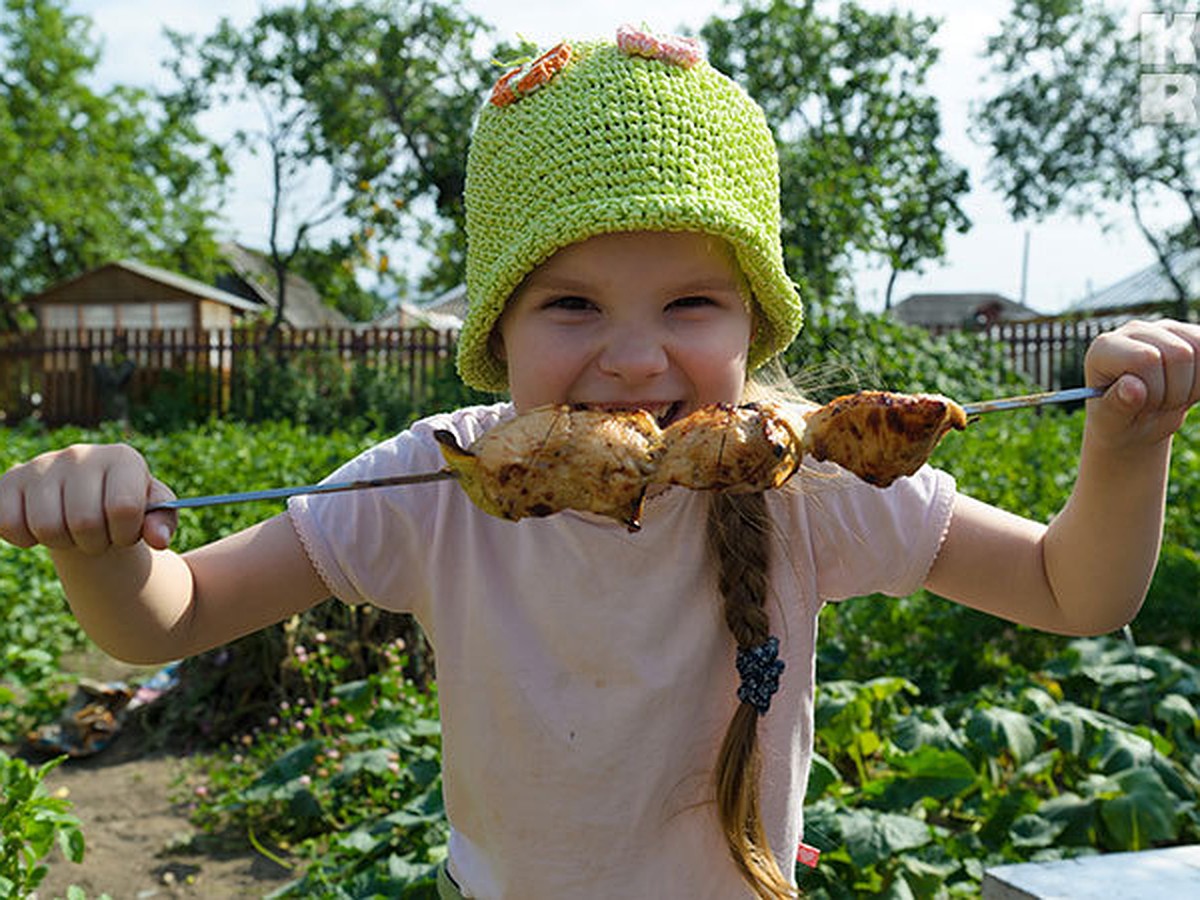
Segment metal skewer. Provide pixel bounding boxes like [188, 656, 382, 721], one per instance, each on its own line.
[146, 469, 457, 511]
[961, 385, 1105, 417]
[148, 385, 1108, 512]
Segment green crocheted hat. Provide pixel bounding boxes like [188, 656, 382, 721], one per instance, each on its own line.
[458, 29, 804, 391]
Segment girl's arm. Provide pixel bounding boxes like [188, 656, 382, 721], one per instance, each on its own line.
[0, 444, 329, 664]
[925, 319, 1199, 636]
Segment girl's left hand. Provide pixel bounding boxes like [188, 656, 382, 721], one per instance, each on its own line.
[1083, 318, 1200, 453]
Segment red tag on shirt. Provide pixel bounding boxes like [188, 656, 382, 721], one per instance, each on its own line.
[796, 842, 821, 868]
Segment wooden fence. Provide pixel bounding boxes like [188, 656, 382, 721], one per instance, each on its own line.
[0, 316, 1138, 426]
[930, 315, 1135, 392]
[0, 327, 459, 426]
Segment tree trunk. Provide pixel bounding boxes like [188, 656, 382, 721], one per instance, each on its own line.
[884, 267, 898, 312]
[1129, 183, 1191, 321]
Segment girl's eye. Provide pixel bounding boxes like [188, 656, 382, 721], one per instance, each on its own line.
[545, 295, 596, 312]
[669, 295, 716, 310]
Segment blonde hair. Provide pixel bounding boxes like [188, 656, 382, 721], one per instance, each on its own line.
[699, 367, 810, 899]
[706, 489, 798, 899]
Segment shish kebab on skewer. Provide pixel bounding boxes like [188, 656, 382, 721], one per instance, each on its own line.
[150, 387, 1104, 529]
[432, 391, 968, 531]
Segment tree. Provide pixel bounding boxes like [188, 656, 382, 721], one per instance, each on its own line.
[702, 0, 970, 310]
[975, 0, 1200, 320]
[167, 0, 497, 326]
[0, 0, 226, 330]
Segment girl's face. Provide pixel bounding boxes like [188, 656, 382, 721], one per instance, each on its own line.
[494, 231, 754, 424]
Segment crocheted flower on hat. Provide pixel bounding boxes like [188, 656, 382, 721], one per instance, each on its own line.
[616, 24, 702, 68]
[490, 42, 573, 107]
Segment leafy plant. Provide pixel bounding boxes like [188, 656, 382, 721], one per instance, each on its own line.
[801, 636, 1200, 897]
[0, 751, 85, 898]
[181, 636, 447, 897]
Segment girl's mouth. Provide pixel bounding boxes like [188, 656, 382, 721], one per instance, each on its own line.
[648, 401, 684, 427]
[578, 401, 684, 428]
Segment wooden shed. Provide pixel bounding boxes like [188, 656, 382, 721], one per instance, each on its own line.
[26, 259, 262, 331]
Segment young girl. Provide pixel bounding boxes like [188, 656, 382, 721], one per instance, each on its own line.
[2, 29, 1198, 900]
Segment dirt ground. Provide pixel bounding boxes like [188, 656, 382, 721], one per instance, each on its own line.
[27, 736, 292, 900]
[14, 653, 294, 900]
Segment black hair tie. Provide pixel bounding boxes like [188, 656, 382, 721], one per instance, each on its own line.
[736, 636, 785, 715]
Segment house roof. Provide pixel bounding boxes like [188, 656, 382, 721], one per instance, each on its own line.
[1067, 247, 1200, 314]
[26, 259, 262, 313]
[218, 242, 352, 327]
[373, 300, 462, 330]
[891, 292, 1041, 327]
[372, 283, 465, 328]
[421, 283, 468, 322]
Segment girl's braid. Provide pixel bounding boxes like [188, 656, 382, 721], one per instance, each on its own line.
[706, 491, 797, 899]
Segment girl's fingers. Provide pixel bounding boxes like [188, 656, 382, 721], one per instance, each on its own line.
[22, 474, 73, 550]
[105, 461, 153, 548]
[141, 479, 178, 550]
[1160, 320, 1200, 410]
[63, 462, 110, 555]
[0, 470, 38, 548]
[1112, 372, 1148, 412]
[1089, 320, 1200, 416]
[1145, 321, 1198, 411]
[0, 444, 171, 554]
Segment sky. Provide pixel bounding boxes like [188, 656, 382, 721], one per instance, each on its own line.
[71, 0, 1168, 314]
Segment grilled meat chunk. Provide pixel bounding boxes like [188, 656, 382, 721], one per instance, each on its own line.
[434, 405, 662, 529]
[801, 390, 967, 487]
[654, 402, 803, 492]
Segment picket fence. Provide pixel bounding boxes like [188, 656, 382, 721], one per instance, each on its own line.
[0, 316, 1133, 427]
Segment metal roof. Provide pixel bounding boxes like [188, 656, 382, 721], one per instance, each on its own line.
[1069, 247, 1200, 313]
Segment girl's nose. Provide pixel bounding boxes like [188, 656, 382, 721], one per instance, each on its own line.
[596, 325, 669, 382]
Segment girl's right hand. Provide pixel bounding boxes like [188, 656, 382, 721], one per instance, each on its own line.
[0, 444, 178, 554]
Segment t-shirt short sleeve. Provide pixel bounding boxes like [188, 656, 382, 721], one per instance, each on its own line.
[808, 464, 957, 602]
[286, 403, 511, 614]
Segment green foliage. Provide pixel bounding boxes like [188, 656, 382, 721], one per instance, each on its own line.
[782, 305, 1030, 404]
[0, 419, 380, 741]
[820, 408, 1200, 699]
[0, 0, 226, 323]
[975, 0, 1199, 319]
[182, 637, 447, 898]
[222, 346, 493, 435]
[0, 751, 85, 897]
[166, 0, 496, 305]
[704, 0, 970, 306]
[0, 423, 109, 741]
[802, 637, 1200, 897]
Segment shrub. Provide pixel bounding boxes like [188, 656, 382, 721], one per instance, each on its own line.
[0, 751, 86, 898]
[181, 637, 446, 898]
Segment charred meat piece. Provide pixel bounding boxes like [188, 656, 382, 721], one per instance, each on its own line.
[801, 390, 967, 487]
[654, 402, 803, 492]
[434, 405, 663, 530]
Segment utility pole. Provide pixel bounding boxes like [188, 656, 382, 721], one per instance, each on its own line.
[1019, 230, 1030, 307]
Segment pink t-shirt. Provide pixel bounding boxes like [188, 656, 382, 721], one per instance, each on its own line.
[289, 403, 956, 899]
